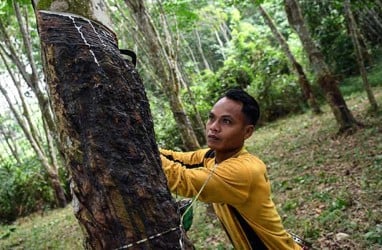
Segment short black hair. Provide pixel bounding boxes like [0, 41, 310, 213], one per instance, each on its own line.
[223, 89, 260, 126]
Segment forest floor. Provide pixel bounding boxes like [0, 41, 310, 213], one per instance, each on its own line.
[0, 87, 381, 249]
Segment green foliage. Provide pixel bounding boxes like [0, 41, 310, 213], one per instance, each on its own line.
[364, 224, 382, 244]
[148, 90, 183, 150]
[0, 0, 30, 15]
[0, 1, 6, 15]
[0, 157, 56, 224]
[0, 1, 43, 75]
[340, 48, 382, 95]
[282, 199, 298, 212]
[299, 0, 376, 76]
[161, 0, 202, 31]
[36, 0, 93, 21]
[188, 17, 307, 125]
[154, 111, 183, 150]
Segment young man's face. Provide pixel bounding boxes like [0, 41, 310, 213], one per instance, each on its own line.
[206, 97, 254, 157]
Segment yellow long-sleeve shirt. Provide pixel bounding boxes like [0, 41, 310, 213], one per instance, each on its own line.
[160, 147, 301, 250]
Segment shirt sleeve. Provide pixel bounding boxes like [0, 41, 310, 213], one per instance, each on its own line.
[159, 148, 209, 167]
[160, 153, 253, 205]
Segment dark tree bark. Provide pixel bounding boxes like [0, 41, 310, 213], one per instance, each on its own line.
[284, 0, 361, 133]
[36, 10, 186, 249]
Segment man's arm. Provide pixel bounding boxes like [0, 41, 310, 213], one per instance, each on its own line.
[159, 148, 209, 168]
[160, 154, 252, 204]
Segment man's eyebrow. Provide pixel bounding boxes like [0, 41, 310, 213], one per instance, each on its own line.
[208, 112, 234, 120]
[221, 114, 234, 119]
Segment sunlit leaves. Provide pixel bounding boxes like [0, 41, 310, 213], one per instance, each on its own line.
[161, 0, 201, 30]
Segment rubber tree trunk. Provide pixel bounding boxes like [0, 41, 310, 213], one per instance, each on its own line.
[35, 6, 187, 250]
[284, 0, 360, 133]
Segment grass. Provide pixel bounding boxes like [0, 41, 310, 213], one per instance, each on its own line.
[0, 208, 82, 249]
[1, 87, 382, 249]
[340, 57, 382, 96]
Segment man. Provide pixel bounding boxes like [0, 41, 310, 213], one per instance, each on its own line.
[160, 89, 302, 249]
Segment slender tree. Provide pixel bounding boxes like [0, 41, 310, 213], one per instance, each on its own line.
[344, 0, 378, 111]
[0, 50, 67, 208]
[194, 29, 212, 71]
[1, 2, 57, 136]
[258, 4, 321, 114]
[0, 117, 22, 165]
[124, 0, 201, 151]
[284, 0, 361, 132]
[33, 0, 191, 248]
[354, 1, 382, 45]
[0, 2, 67, 207]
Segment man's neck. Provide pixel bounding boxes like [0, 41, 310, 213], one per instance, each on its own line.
[214, 147, 243, 164]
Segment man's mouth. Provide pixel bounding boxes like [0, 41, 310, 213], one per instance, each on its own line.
[207, 134, 219, 141]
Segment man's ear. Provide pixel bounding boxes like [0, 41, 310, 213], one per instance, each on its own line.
[244, 125, 254, 139]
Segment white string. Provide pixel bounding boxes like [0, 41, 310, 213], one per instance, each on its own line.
[180, 163, 219, 228]
[115, 226, 180, 249]
[116, 163, 219, 250]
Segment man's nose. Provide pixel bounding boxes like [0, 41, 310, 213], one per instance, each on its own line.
[209, 120, 220, 132]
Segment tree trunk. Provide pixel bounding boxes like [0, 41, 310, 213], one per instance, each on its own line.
[0, 124, 22, 165]
[35, 5, 188, 249]
[125, 0, 201, 151]
[356, 5, 382, 44]
[344, 0, 378, 111]
[219, 22, 231, 44]
[194, 29, 212, 71]
[284, 0, 360, 132]
[180, 33, 201, 74]
[258, 5, 321, 114]
[215, 30, 226, 60]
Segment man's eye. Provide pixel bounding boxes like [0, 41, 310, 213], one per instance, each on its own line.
[222, 118, 231, 124]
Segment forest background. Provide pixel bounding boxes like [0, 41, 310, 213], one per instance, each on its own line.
[0, 0, 381, 249]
